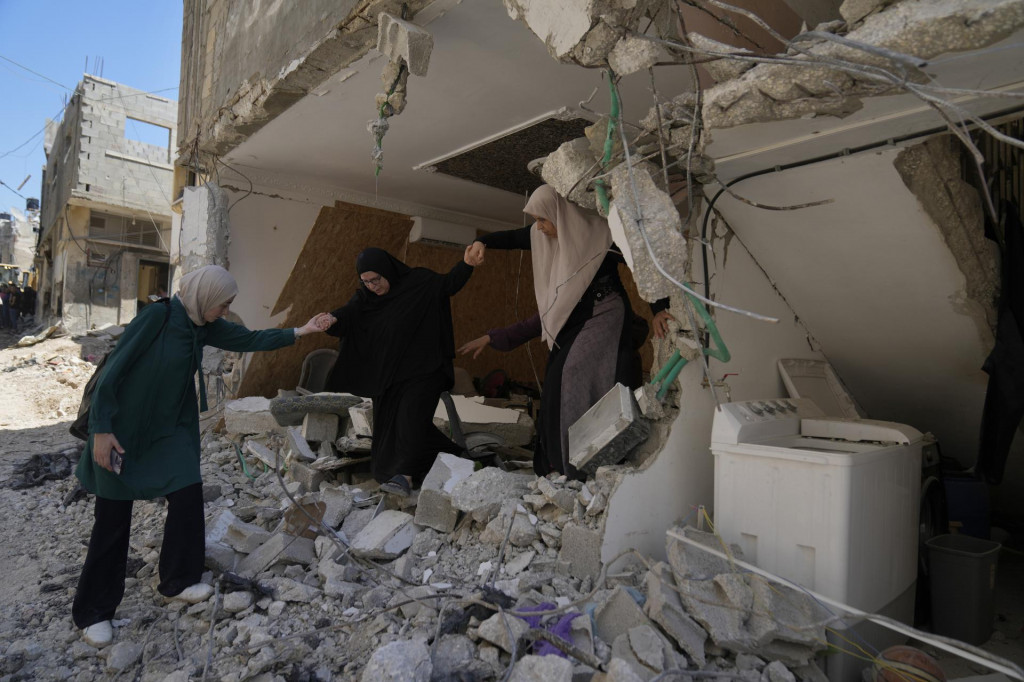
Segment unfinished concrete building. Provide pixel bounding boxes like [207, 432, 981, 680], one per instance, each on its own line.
[172, 1, 1024, 677]
[37, 74, 176, 333]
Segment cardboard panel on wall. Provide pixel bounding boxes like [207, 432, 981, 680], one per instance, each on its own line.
[238, 201, 413, 398]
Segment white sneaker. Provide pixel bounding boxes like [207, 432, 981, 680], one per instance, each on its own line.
[174, 582, 214, 604]
[82, 620, 113, 647]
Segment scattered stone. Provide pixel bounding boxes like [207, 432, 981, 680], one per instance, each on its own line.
[236, 532, 316, 578]
[644, 562, 707, 666]
[223, 590, 255, 613]
[348, 402, 374, 437]
[451, 468, 533, 523]
[477, 612, 529, 653]
[105, 641, 142, 672]
[286, 426, 317, 462]
[558, 523, 603, 581]
[594, 586, 651, 645]
[540, 137, 599, 211]
[508, 654, 573, 681]
[321, 485, 355, 527]
[224, 397, 280, 435]
[362, 639, 432, 682]
[350, 510, 417, 560]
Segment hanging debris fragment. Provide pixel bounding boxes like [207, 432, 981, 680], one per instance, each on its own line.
[369, 12, 434, 176]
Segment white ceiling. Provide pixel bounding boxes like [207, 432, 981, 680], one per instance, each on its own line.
[223, 0, 691, 225]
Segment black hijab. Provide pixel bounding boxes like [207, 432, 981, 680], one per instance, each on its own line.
[326, 248, 457, 398]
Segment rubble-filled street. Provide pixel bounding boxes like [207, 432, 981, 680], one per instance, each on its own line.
[2, 329, 1022, 682]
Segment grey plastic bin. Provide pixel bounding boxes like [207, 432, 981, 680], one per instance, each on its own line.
[926, 534, 1001, 645]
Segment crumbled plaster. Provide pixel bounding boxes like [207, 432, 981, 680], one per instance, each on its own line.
[187, 0, 433, 159]
[702, 0, 1024, 130]
[893, 135, 1000, 334]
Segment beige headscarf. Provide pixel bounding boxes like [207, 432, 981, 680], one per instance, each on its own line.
[176, 265, 238, 326]
[525, 185, 613, 349]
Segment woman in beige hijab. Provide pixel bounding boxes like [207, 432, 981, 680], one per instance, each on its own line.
[73, 264, 332, 648]
[460, 185, 671, 479]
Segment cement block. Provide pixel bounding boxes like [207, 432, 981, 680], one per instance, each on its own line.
[558, 523, 603, 581]
[286, 426, 317, 462]
[634, 383, 666, 420]
[594, 586, 652, 646]
[376, 12, 434, 77]
[225, 397, 280, 435]
[204, 541, 240, 574]
[348, 402, 374, 437]
[421, 452, 475, 494]
[644, 562, 707, 665]
[350, 510, 416, 560]
[608, 162, 689, 303]
[223, 518, 273, 555]
[450, 468, 533, 522]
[361, 639, 432, 682]
[608, 35, 667, 76]
[414, 488, 459, 533]
[481, 501, 539, 547]
[666, 526, 741, 581]
[287, 459, 325, 493]
[237, 532, 316, 578]
[508, 654, 573, 682]
[245, 440, 280, 469]
[321, 485, 355, 528]
[568, 383, 650, 476]
[302, 412, 339, 443]
[540, 137, 598, 211]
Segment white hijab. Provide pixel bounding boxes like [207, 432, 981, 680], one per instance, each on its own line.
[176, 265, 238, 326]
[526, 185, 613, 349]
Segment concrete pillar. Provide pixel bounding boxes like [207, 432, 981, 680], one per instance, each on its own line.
[172, 183, 230, 291]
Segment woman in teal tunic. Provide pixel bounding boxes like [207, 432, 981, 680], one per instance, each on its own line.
[73, 265, 331, 647]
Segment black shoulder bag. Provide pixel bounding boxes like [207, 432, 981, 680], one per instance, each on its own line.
[69, 299, 172, 441]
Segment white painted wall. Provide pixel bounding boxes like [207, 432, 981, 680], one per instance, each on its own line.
[710, 149, 993, 465]
[602, 220, 827, 564]
[222, 190, 321, 330]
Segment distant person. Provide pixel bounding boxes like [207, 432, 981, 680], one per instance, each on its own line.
[72, 265, 333, 648]
[19, 284, 35, 322]
[6, 284, 21, 329]
[0, 284, 8, 330]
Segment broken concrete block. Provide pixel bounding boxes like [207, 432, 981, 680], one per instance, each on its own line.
[644, 562, 707, 666]
[223, 518, 273, 555]
[450, 468, 533, 523]
[222, 590, 254, 614]
[594, 586, 652, 646]
[204, 541, 240, 574]
[747, 578, 828, 650]
[667, 525, 742, 581]
[508, 654, 573, 682]
[558, 522, 603, 581]
[540, 137, 598, 211]
[286, 427, 317, 462]
[335, 436, 372, 454]
[376, 12, 434, 77]
[839, 0, 894, 25]
[477, 612, 529, 654]
[431, 635, 477, 681]
[415, 453, 477, 532]
[415, 488, 460, 534]
[245, 440, 279, 469]
[611, 624, 674, 679]
[604, 657, 646, 682]
[350, 510, 416, 560]
[341, 506, 376, 541]
[634, 383, 666, 421]
[348, 402, 374, 437]
[568, 383, 650, 476]
[676, 573, 751, 652]
[302, 412, 338, 443]
[237, 532, 316, 578]
[287, 459, 325, 493]
[362, 639, 432, 682]
[608, 35, 666, 76]
[321, 486, 355, 528]
[224, 397, 280, 435]
[608, 161, 688, 303]
[481, 501, 540, 547]
[504, 550, 536, 577]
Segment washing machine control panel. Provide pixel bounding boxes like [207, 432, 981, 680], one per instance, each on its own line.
[711, 398, 826, 444]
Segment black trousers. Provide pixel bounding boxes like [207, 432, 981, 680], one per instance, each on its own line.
[72, 482, 205, 628]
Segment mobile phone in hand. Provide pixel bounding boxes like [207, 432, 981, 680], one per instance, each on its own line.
[111, 451, 124, 475]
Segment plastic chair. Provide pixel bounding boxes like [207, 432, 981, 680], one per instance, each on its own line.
[298, 348, 338, 393]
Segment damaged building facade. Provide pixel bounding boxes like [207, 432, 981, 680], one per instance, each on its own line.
[37, 74, 176, 333]
[169, 0, 1024, 678]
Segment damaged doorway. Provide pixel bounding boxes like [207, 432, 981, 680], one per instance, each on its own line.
[137, 259, 169, 314]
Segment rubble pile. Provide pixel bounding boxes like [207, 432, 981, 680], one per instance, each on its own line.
[0, 382, 838, 681]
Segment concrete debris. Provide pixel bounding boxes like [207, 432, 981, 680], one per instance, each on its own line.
[608, 34, 667, 77]
[644, 562, 708, 665]
[224, 396, 281, 435]
[348, 401, 374, 437]
[634, 383, 666, 421]
[508, 653, 574, 681]
[568, 383, 650, 476]
[594, 586, 652, 645]
[301, 412, 339, 443]
[376, 13, 434, 77]
[236, 531, 316, 578]
[269, 391, 363, 426]
[540, 137, 600, 211]
[559, 522, 604, 581]
[840, 0, 896, 26]
[362, 639, 432, 682]
[686, 32, 755, 83]
[477, 611, 529, 653]
[450, 467, 534, 522]
[433, 395, 536, 446]
[608, 162, 690, 303]
[415, 453, 476, 532]
[350, 509, 417, 559]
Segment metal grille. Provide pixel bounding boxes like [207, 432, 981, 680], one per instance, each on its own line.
[970, 117, 1024, 246]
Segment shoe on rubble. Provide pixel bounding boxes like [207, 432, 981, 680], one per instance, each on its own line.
[82, 620, 113, 647]
[174, 582, 214, 604]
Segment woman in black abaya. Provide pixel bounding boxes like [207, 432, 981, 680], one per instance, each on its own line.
[323, 247, 474, 496]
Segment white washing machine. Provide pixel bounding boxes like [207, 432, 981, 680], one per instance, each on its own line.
[711, 397, 924, 682]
